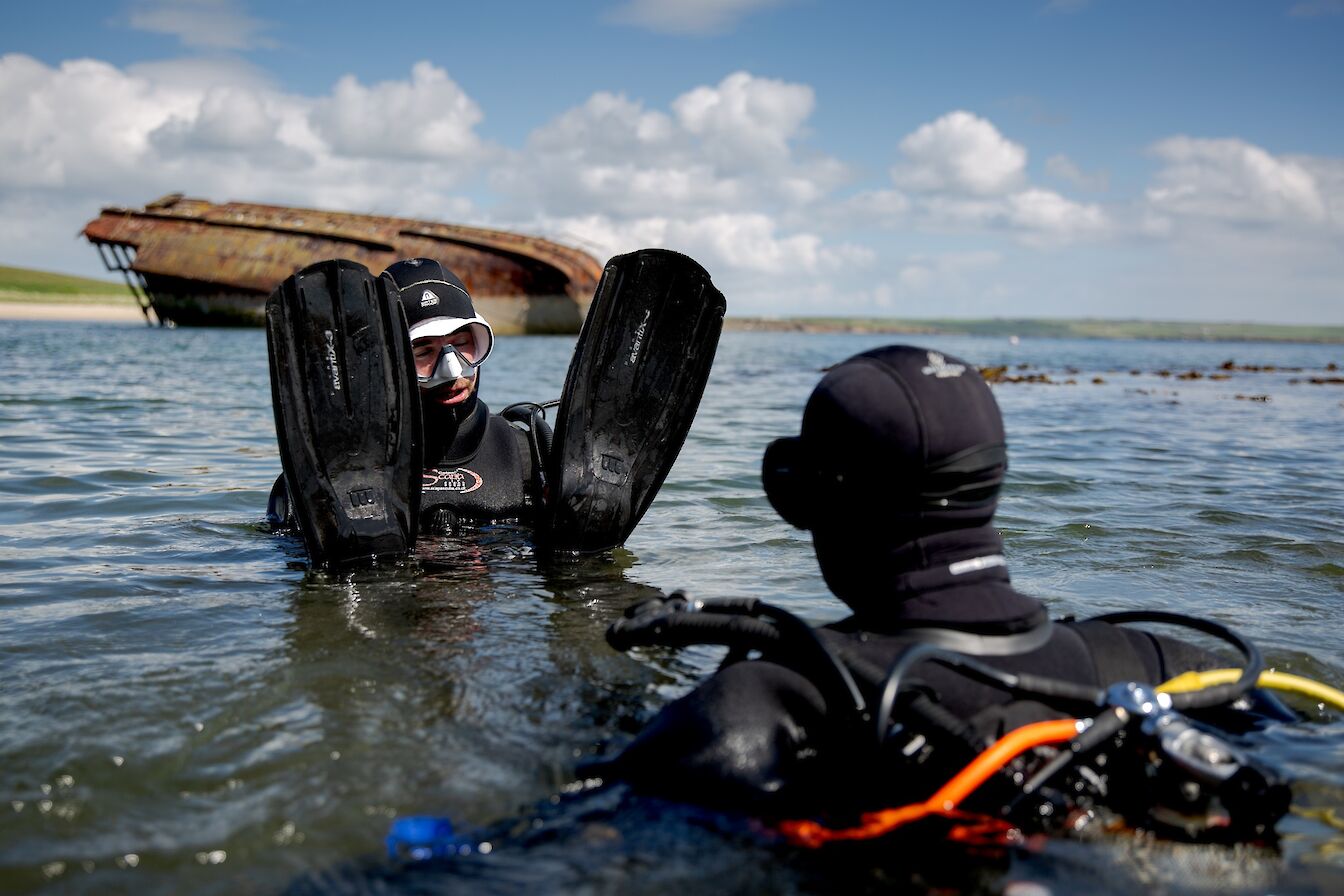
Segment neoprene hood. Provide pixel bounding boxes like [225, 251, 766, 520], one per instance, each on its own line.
[764, 345, 1042, 632]
[763, 345, 1006, 531]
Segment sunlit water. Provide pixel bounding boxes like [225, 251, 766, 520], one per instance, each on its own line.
[1, 321, 1342, 894]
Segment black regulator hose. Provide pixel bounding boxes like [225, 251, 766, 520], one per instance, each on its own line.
[1089, 610, 1263, 710]
[874, 643, 1106, 746]
[607, 595, 869, 727]
[500, 400, 559, 500]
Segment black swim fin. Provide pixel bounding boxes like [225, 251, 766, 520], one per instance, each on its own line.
[265, 259, 422, 566]
[544, 249, 726, 553]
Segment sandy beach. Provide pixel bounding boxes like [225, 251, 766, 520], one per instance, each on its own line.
[0, 296, 153, 324]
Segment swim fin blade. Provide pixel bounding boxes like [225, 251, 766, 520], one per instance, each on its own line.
[265, 259, 422, 566]
[544, 249, 726, 553]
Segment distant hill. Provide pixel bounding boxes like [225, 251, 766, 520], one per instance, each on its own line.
[0, 264, 126, 300]
[2, 263, 1340, 342]
[726, 316, 1344, 344]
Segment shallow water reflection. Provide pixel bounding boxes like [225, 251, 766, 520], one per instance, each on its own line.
[0, 322, 1341, 893]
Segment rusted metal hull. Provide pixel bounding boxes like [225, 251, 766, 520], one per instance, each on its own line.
[82, 194, 603, 332]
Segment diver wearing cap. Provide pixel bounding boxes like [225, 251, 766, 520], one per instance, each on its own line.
[268, 258, 543, 533]
[602, 345, 1293, 830]
[390, 258, 543, 532]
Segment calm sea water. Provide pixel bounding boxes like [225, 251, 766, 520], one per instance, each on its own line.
[1, 321, 1342, 894]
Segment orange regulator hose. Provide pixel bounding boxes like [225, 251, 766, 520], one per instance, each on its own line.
[780, 717, 1083, 847]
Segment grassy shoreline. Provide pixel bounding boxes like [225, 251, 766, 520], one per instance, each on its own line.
[725, 316, 1344, 344]
[0, 264, 126, 298]
[4, 264, 1341, 342]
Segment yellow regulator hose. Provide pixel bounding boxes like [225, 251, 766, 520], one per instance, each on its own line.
[1159, 668, 1344, 711]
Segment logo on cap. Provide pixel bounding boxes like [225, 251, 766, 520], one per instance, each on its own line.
[921, 351, 965, 378]
[421, 289, 439, 308]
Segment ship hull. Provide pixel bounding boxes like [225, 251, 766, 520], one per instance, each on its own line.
[83, 195, 603, 332]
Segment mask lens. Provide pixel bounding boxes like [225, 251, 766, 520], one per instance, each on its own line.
[419, 343, 480, 391]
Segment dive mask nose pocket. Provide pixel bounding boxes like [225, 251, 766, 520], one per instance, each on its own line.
[762, 437, 814, 530]
[413, 320, 494, 392]
[419, 344, 480, 391]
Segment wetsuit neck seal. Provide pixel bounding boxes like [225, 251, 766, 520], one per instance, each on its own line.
[423, 394, 490, 467]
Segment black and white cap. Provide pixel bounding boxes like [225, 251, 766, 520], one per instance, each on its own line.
[384, 258, 494, 363]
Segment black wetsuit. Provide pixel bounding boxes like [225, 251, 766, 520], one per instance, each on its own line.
[606, 535, 1289, 817]
[268, 395, 543, 534]
[418, 398, 541, 531]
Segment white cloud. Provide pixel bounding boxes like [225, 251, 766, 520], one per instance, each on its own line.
[895, 251, 1002, 294]
[828, 250, 1009, 318]
[672, 71, 814, 168]
[1006, 188, 1107, 236]
[0, 54, 493, 277]
[892, 110, 1027, 196]
[0, 55, 193, 190]
[1145, 136, 1330, 227]
[908, 191, 1106, 242]
[127, 0, 273, 51]
[493, 72, 847, 219]
[4, 48, 1338, 323]
[1130, 137, 1344, 323]
[527, 91, 677, 156]
[604, 0, 791, 35]
[1045, 153, 1109, 192]
[0, 54, 489, 191]
[876, 112, 1108, 244]
[536, 211, 868, 275]
[0, 55, 862, 314]
[126, 56, 275, 91]
[840, 189, 911, 224]
[311, 62, 486, 162]
[150, 85, 296, 157]
[526, 211, 872, 315]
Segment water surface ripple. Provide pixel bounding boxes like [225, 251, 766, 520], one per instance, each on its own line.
[1, 323, 1342, 893]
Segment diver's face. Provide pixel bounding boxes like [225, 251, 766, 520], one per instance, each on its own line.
[413, 330, 478, 407]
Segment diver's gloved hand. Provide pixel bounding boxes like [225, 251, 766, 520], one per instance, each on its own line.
[423, 506, 459, 535]
[609, 659, 835, 814]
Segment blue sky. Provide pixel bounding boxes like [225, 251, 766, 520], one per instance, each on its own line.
[2, 0, 1341, 322]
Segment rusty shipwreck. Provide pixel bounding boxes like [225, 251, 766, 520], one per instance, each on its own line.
[82, 194, 604, 332]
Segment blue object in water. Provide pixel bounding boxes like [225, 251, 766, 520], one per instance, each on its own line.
[387, 815, 457, 862]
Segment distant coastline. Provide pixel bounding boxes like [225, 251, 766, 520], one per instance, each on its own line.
[724, 316, 1344, 344]
[0, 264, 146, 322]
[2, 263, 1341, 342]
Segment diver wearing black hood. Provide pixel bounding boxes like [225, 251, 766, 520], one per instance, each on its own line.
[390, 258, 541, 531]
[604, 345, 1292, 818]
[267, 258, 542, 533]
